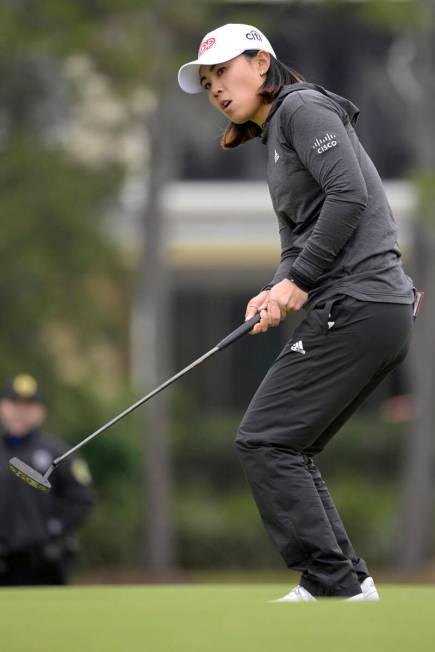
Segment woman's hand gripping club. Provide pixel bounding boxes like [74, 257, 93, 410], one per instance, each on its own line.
[245, 280, 308, 334]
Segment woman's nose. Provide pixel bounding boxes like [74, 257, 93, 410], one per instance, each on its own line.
[211, 80, 222, 97]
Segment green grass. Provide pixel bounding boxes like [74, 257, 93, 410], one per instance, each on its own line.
[1, 584, 434, 651]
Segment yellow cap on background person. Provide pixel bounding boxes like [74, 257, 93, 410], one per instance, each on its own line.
[1, 374, 45, 403]
[177, 23, 277, 94]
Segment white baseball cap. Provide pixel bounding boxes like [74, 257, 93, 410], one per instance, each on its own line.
[178, 23, 277, 94]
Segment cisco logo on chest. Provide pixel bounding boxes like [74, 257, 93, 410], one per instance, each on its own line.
[312, 133, 337, 154]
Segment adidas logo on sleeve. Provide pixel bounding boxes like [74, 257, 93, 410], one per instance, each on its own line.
[290, 340, 306, 355]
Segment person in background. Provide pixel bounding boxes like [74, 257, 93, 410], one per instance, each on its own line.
[0, 374, 95, 586]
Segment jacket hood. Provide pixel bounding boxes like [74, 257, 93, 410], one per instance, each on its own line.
[261, 82, 360, 142]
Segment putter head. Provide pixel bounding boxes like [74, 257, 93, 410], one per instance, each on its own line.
[8, 457, 52, 493]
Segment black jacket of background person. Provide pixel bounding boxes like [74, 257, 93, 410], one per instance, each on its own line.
[260, 82, 415, 308]
[0, 428, 94, 556]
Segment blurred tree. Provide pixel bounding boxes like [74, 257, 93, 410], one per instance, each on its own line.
[0, 0, 217, 574]
[0, 0, 148, 569]
[0, 1, 157, 388]
[128, 0, 215, 574]
[0, 137, 125, 382]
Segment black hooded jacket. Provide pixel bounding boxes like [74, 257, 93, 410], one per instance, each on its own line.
[260, 82, 414, 306]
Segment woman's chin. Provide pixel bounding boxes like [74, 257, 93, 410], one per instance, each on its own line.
[230, 115, 250, 125]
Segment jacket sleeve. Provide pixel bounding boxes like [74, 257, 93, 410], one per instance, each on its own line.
[284, 96, 368, 291]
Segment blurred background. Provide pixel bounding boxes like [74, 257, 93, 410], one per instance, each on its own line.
[1, 0, 434, 584]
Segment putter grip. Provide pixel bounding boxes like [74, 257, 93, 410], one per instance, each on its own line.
[216, 313, 261, 351]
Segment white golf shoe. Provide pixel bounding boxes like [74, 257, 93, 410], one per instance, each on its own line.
[345, 592, 365, 601]
[270, 585, 317, 602]
[270, 576, 380, 602]
[360, 576, 380, 601]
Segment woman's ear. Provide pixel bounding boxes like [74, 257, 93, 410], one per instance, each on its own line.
[256, 50, 271, 77]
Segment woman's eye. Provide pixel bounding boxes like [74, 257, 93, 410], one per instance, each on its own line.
[204, 82, 211, 90]
[217, 67, 225, 76]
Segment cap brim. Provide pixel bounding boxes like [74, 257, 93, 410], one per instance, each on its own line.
[178, 48, 245, 94]
[178, 62, 203, 94]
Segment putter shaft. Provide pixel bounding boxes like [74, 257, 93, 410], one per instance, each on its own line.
[9, 313, 261, 490]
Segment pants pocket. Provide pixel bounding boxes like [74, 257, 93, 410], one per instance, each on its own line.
[310, 297, 343, 335]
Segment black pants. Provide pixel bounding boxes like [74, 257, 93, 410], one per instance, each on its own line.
[236, 296, 413, 597]
[0, 549, 68, 586]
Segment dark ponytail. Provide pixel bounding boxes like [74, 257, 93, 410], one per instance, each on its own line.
[221, 50, 304, 149]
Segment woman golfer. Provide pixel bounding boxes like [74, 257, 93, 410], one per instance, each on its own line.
[178, 23, 415, 601]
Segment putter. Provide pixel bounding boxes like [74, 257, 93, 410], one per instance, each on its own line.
[9, 313, 261, 493]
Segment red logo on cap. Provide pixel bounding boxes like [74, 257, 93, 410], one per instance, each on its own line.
[198, 37, 216, 57]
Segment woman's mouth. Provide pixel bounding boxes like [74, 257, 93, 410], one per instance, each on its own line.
[220, 100, 232, 112]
